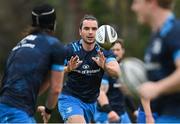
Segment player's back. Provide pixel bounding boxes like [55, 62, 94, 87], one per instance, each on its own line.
[0, 33, 61, 115]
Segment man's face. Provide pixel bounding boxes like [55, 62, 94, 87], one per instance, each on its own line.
[79, 20, 98, 44]
[111, 43, 124, 62]
[131, 0, 152, 25]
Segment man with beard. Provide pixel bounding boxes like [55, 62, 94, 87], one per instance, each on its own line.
[58, 15, 120, 123]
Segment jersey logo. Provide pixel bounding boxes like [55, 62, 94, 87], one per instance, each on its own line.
[66, 107, 72, 114]
[152, 38, 162, 54]
[12, 35, 36, 51]
[82, 64, 90, 69]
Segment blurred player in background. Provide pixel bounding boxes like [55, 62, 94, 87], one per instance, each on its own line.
[0, 4, 65, 123]
[94, 39, 136, 123]
[58, 15, 120, 123]
[131, 0, 180, 123]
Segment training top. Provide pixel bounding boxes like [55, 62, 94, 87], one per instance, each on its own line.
[144, 14, 180, 116]
[0, 33, 66, 115]
[62, 40, 116, 103]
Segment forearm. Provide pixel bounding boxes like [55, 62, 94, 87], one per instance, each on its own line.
[45, 87, 61, 109]
[39, 81, 49, 96]
[156, 68, 180, 95]
[64, 66, 70, 73]
[98, 90, 109, 106]
[141, 98, 152, 117]
[39, 73, 50, 96]
[45, 71, 64, 109]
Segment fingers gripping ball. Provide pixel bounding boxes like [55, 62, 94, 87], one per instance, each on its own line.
[95, 25, 118, 50]
[119, 57, 148, 98]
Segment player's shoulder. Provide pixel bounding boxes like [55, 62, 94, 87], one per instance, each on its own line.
[102, 49, 115, 57]
[172, 19, 180, 32]
[40, 33, 60, 45]
[66, 40, 81, 51]
[167, 19, 180, 39]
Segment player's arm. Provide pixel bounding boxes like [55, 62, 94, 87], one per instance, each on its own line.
[92, 50, 120, 78]
[141, 98, 154, 123]
[98, 81, 109, 105]
[156, 58, 180, 94]
[38, 41, 66, 123]
[45, 70, 64, 110]
[38, 70, 64, 123]
[98, 79, 120, 122]
[38, 72, 50, 96]
[139, 59, 180, 100]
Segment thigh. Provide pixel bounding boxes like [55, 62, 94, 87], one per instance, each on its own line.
[67, 115, 86, 123]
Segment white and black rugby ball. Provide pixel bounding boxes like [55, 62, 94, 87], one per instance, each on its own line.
[95, 25, 118, 50]
[119, 57, 148, 97]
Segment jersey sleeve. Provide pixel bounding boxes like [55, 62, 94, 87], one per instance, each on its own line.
[103, 49, 116, 63]
[51, 40, 66, 71]
[168, 25, 180, 62]
[101, 73, 109, 85]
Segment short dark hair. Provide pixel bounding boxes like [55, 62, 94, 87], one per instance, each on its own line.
[146, 0, 174, 9]
[112, 38, 124, 49]
[79, 14, 98, 29]
[157, 0, 174, 9]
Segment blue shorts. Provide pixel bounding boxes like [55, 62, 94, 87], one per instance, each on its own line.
[137, 107, 180, 123]
[0, 103, 36, 123]
[137, 108, 158, 123]
[156, 115, 180, 123]
[94, 111, 108, 123]
[94, 109, 131, 123]
[58, 94, 96, 123]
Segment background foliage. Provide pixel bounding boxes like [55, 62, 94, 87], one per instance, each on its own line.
[0, 0, 180, 122]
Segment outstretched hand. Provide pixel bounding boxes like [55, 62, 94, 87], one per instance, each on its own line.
[92, 50, 106, 69]
[67, 55, 83, 72]
[37, 106, 51, 124]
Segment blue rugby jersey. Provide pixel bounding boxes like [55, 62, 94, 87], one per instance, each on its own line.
[62, 40, 116, 103]
[0, 33, 66, 115]
[101, 73, 125, 115]
[144, 14, 180, 115]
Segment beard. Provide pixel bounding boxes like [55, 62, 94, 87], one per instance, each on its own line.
[83, 38, 95, 45]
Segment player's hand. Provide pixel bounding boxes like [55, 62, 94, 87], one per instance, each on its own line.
[108, 111, 120, 122]
[138, 81, 160, 100]
[37, 106, 51, 124]
[92, 50, 106, 69]
[67, 55, 83, 72]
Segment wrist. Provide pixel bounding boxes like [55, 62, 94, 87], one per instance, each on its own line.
[45, 106, 53, 114]
[145, 114, 153, 118]
[66, 66, 71, 72]
[101, 104, 112, 113]
[102, 63, 106, 70]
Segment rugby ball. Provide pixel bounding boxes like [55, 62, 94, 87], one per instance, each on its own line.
[119, 57, 148, 97]
[95, 25, 118, 50]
